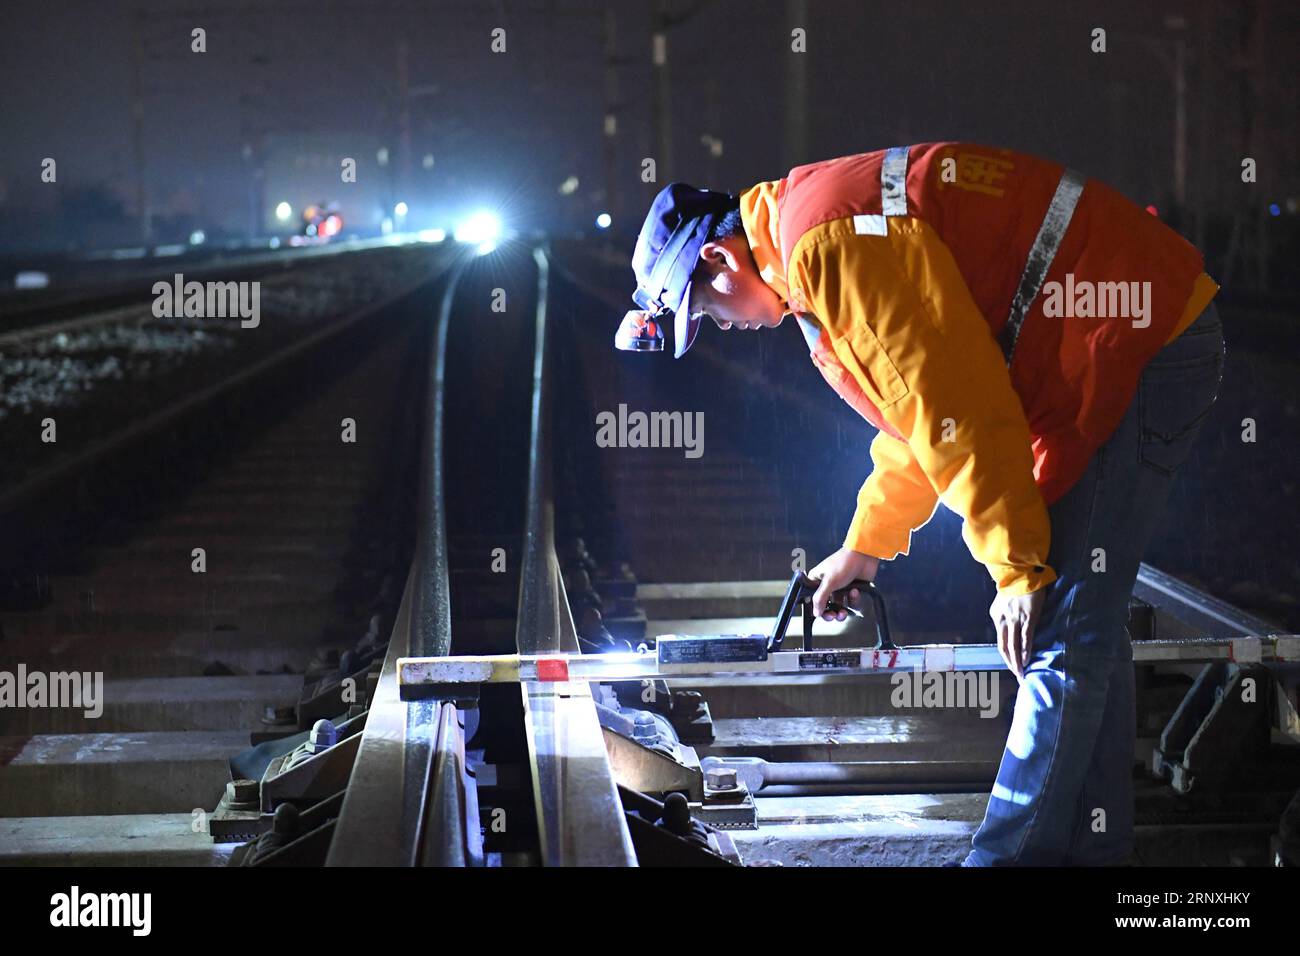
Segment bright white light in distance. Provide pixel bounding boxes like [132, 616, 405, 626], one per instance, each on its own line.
[275, 201, 292, 222]
[596, 212, 612, 229]
[189, 230, 206, 245]
[475, 241, 498, 256]
[418, 229, 446, 243]
[454, 211, 502, 245]
[394, 201, 409, 217]
[15, 271, 49, 290]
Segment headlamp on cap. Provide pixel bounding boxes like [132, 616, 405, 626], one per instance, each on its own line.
[615, 309, 666, 352]
[618, 182, 734, 359]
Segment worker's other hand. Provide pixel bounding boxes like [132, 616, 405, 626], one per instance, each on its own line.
[989, 587, 1047, 680]
[808, 548, 879, 620]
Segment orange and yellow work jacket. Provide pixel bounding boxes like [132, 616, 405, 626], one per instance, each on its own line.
[738, 144, 1218, 596]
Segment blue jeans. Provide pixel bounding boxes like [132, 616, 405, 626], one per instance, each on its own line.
[963, 302, 1225, 866]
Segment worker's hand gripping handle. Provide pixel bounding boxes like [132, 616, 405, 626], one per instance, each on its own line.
[768, 571, 896, 653]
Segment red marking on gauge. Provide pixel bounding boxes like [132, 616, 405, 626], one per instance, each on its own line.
[537, 658, 570, 681]
[870, 649, 900, 669]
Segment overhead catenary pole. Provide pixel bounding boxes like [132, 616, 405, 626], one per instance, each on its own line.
[397, 38, 412, 210]
[784, 0, 808, 171]
[1166, 14, 1188, 214]
[1191, 0, 1213, 253]
[1221, 0, 1270, 292]
[130, 11, 151, 243]
[651, 0, 674, 183]
[603, 6, 620, 227]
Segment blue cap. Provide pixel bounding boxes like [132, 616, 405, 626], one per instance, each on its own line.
[630, 183, 735, 358]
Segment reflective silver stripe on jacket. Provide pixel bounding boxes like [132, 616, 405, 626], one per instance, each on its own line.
[998, 168, 1086, 364]
[881, 146, 910, 217]
[853, 146, 911, 237]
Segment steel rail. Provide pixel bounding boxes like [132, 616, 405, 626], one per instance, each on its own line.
[516, 245, 636, 866]
[0, 235, 435, 337]
[327, 252, 471, 866]
[515, 245, 569, 659]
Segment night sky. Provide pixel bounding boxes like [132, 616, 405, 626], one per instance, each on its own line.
[3, 0, 1296, 249]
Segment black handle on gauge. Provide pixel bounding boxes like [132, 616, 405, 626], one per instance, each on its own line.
[768, 571, 895, 653]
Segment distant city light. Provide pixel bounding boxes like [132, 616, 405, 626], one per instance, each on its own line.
[394, 201, 409, 217]
[596, 212, 612, 229]
[189, 230, 206, 245]
[275, 201, 292, 222]
[422, 154, 435, 170]
[418, 229, 447, 243]
[454, 211, 502, 245]
[558, 176, 579, 196]
[377, 147, 390, 166]
[15, 271, 50, 290]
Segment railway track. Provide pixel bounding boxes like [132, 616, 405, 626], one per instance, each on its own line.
[326, 243, 618, 865]
[0, 247, 445, 863]
[0, 239, 599, 866]
[1, 239, 1296, 869]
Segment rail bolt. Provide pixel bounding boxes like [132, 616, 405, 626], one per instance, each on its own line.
[705, 767, 739, 791]
[307, 718, 338, 753]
